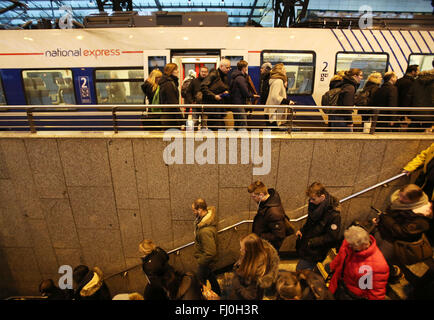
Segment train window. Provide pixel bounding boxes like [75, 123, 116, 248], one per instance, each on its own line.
[22, 69, 75, 105]
[261, 51, 315, 95]
[408, 54, 434, 72]
[95, 68, 144, 104]
[148, 56, 166, 74]
[0, 76, 6, 105]
[335, 52, 388, 89]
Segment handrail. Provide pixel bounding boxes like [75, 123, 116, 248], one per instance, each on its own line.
[104, 172, 408, 280]
[5, 296, 47, 300]
[1, 104, 432, 133]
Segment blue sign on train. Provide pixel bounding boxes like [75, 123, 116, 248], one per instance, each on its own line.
[79, 76, 91, 103]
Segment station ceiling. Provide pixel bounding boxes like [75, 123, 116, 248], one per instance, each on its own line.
[0, 0, 432, 29]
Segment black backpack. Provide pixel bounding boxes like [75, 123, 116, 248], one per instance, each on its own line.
[181, 78, 193, 99]
[321, 87, 342, 113]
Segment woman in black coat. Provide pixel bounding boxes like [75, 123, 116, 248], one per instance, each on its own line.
[159, 63, 183, 128]
[370, 72, 399, 132]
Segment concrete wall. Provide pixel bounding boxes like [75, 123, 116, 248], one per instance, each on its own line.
[0, 132, 432, 298]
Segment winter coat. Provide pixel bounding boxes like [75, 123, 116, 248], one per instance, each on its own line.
[409, 70, 434, 108]
[252, 188, 288, 251]
[296, 193, 341, 263]
[230, 69, 253, 105]
[396, 74, 415, 107]
[259, 71, 271, 105]
[378, 204, 432, 244]
[141, 247, 170, 278]
[337, 76, 358, 108]
[370, 82, 399, 126]
[194, 206, 218, 267]
[356, 80, 380, 120]
[229, 239, 280, 300]
[158, 74, 182, 127]
[408, 70, 434, 123]
[74, 267, 111, 300]
[185, 76, 205, 104]
[265, 78, 288, 125]
[329, 236, 389, 300]
[141, 80, 155, 104]
[403, 143, 434, 200]
[200, 68, 230, 104]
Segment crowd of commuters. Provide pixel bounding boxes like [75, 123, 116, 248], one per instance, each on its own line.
[325, 64, 434, 132]
[138, 58, 433, 131]
[38, 146, 434, 300]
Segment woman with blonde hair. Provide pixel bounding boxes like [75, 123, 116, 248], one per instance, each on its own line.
[265, 63, 294, 128]
[142, 69, 163, 104]
[228, 233, 280, 300]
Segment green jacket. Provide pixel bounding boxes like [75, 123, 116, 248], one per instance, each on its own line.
[194, 206, 218, 267]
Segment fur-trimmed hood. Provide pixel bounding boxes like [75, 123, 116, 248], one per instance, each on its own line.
[79, 267, 104, 297]
[196, 206, 217, 229]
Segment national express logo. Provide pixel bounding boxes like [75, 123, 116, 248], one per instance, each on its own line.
[44, 48, 121, 58]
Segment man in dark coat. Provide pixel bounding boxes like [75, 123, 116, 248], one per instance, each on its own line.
[370, 72, 399, 132]
[397, 65, 419, 108]
[200, 59, 231, 129]
[186, 66, 209, 126]
[248, 180, 291, 251]
[230, 60, 259, 128]
[408, 69, 434, 131]
[73, 265, 111, 300]
[192, 198, 221, 296]
[295, 182, 341, 271]
[259, 62, 272, 105]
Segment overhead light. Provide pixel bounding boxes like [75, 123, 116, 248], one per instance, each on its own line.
[76, 35, 83, 40]
[183, 36, 189, 40]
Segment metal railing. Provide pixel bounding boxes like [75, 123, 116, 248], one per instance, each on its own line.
[103, 172, 408, 280]
[0, 105, 433, 133]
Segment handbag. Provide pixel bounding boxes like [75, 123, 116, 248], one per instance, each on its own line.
[393, 233, 433, 265]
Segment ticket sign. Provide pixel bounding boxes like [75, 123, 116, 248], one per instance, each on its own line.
[79, 76, 91, 103]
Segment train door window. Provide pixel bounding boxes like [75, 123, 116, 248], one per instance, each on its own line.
[22, 69, 75, 105]
[94, 68, 144, 104]
[0, 75, 6, 105]
[408, 54, 434, 72]
[335, 52, 388, 89]
[148, 56, 166, 74]
[261, 51, 316, 95]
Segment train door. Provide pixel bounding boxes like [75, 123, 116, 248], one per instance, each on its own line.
[171, 50, 220, 106]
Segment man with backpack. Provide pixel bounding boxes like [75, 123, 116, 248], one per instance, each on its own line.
[181, 69, 197, 104]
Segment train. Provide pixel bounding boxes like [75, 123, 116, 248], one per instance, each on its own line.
[0, 26, 432, 127]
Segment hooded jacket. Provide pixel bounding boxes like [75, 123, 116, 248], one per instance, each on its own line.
[329, 236, 389, 300]
[75, 267, 111, 300]
[335, 75, 359, 119]
[408, 70, 434, 123]
[229, 239, 280, 300]
[194, 206, 218, 267]
[252, 189, 287, 250]
[296, 193, 341, 262]
[230, 69, 252, 105]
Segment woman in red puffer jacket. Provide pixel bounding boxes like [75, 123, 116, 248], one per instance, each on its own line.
[328, 226, 389, 300]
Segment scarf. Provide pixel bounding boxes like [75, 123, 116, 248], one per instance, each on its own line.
[389, 189, 430, 213]
[308, 193, 330, 221]
[270, 71, 287, 83]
